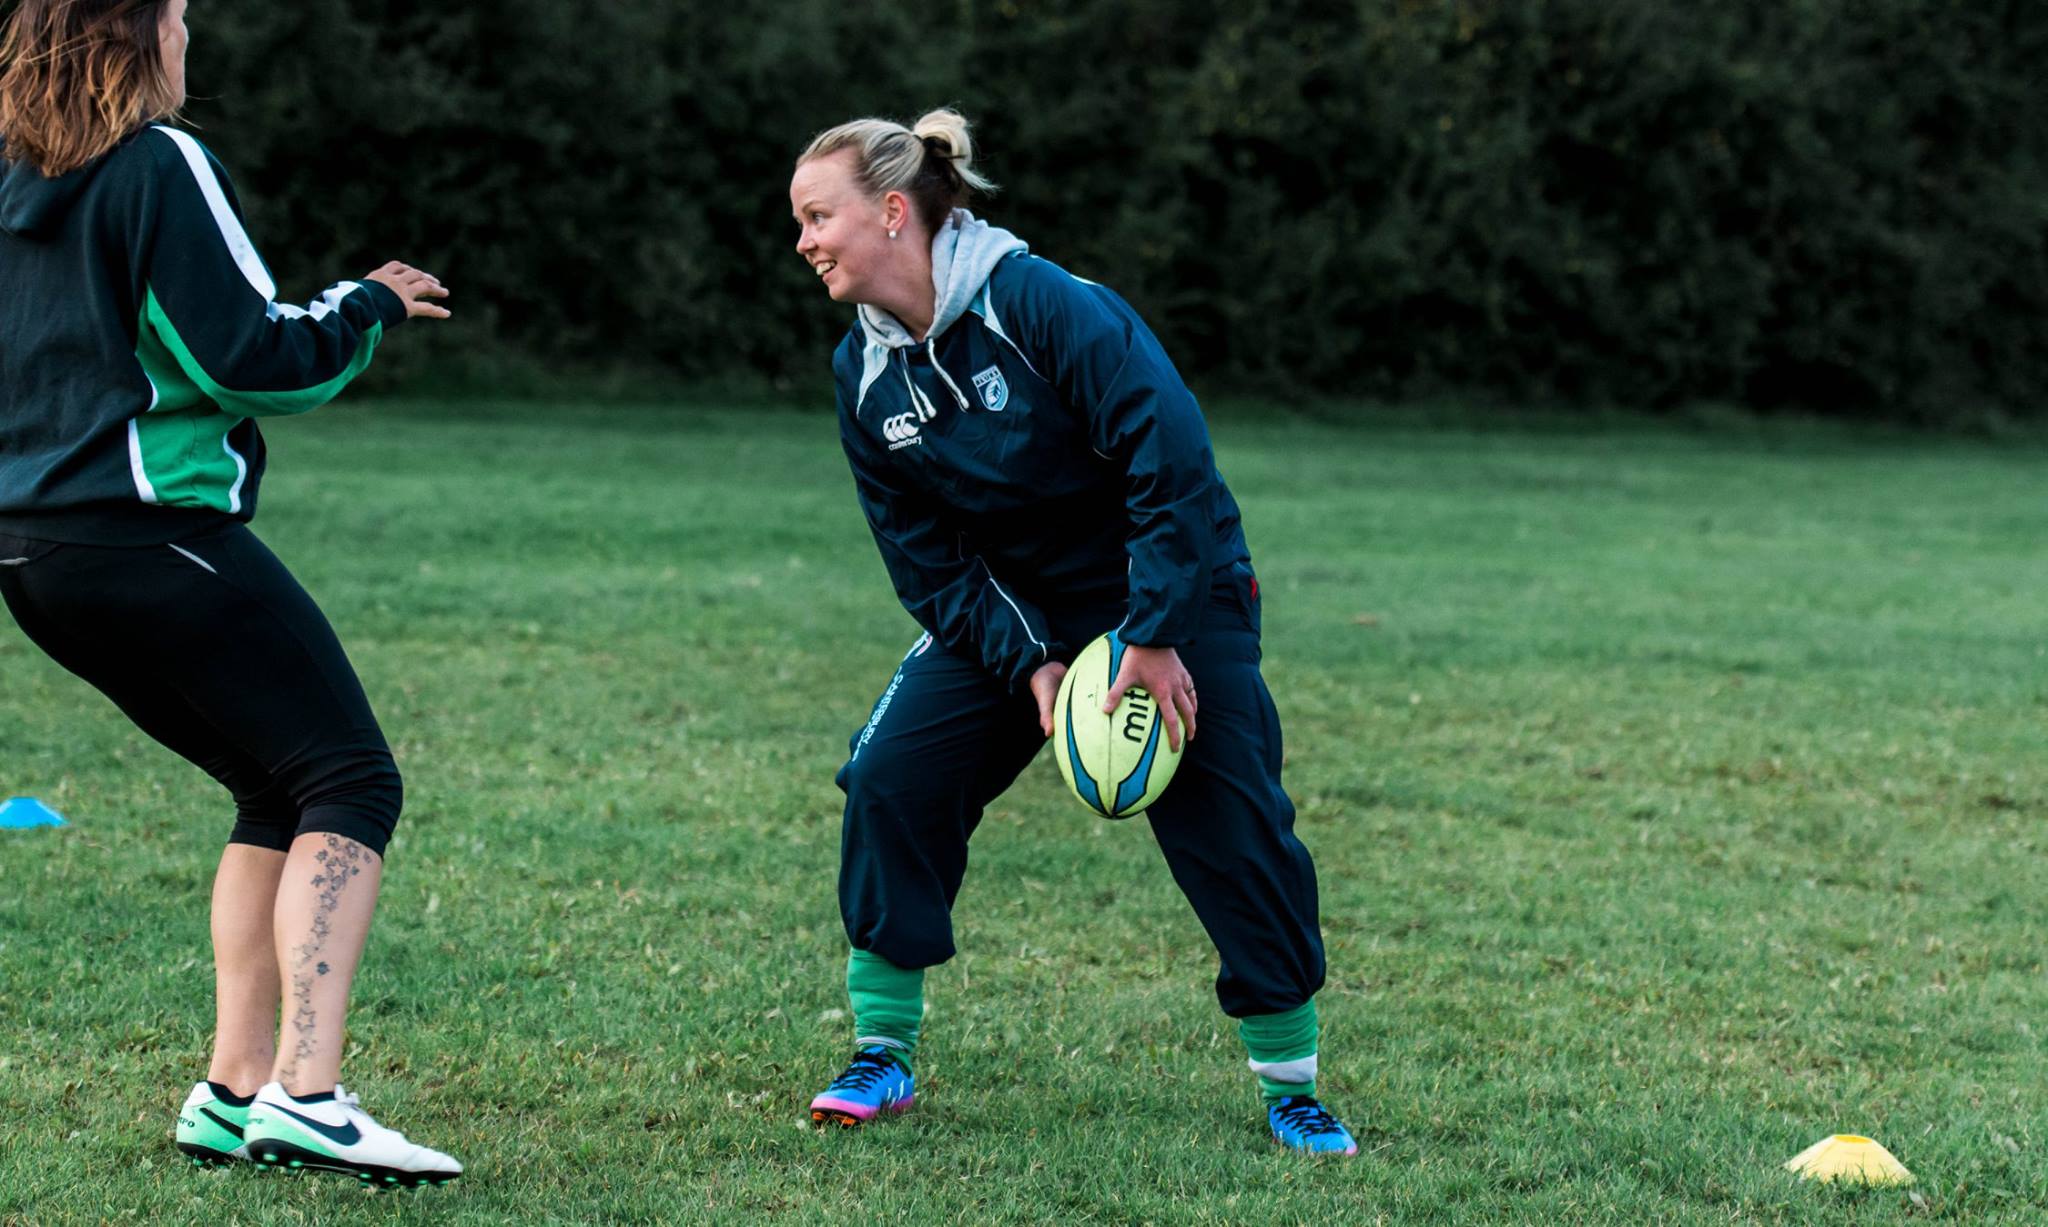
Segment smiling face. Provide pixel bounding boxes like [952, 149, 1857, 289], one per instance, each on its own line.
[790, 149, 910, 306]
[158, 0, 189, 107]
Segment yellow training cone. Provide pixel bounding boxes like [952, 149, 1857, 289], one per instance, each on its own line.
[1783, 1134, 1914, 1186]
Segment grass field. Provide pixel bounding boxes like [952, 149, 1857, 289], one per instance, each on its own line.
[0, 399, 2043, 1224]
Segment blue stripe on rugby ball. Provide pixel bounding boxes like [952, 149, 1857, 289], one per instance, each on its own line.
[1111, 711, 1164, 816]
[1106, 630, 1126, 691]
[1064, 693, 1109, 816]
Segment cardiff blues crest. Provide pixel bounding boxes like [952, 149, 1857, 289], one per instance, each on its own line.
[971, 365, 1010, 412]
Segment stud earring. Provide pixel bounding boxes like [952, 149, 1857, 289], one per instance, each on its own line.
[888, 229, 898, 240]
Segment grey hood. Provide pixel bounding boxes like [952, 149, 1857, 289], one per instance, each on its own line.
[858, 209, 1029, 348]
[853, 209, 1027, 413]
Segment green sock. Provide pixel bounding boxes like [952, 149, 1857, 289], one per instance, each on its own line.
[1239, 999, 1318, 1103]
[847, 948, 923, 1072]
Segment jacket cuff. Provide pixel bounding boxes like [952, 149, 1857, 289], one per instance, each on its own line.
[1118, 609, 1196, 649]
[1003, 642, 1065, 692]
[362, 278, 408, 328]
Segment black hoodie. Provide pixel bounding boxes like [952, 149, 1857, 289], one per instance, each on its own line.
[0, 124, 405, 544]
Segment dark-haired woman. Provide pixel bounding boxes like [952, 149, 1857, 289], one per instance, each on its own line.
[789, 109, 1356, 1155]
[0, 0, 459, 1185]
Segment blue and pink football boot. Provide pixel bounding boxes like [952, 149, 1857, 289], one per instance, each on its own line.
[809, 1044, 915, 1127]
[1268, 1095, 1358, 1155]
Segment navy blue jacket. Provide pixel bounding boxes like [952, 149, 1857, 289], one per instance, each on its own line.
[834, 252, 1249, 690]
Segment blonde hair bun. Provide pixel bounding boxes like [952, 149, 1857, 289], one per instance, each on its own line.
[913, 108, 991, 191]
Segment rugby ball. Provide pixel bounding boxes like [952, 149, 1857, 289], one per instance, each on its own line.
[1052, 631, 1183, 819]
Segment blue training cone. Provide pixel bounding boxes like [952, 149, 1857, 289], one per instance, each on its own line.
[0, 797, 67, 829]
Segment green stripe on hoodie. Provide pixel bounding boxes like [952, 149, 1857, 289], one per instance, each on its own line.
[143, 285, 384, 420]
[131, 307, 248, 514]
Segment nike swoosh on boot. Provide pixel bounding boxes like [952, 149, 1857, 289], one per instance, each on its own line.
[270, 1102, 363, 1147]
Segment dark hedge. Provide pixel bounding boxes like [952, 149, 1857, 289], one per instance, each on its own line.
[15, 0, 2046, 417]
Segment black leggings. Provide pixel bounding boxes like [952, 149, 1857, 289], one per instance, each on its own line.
[0, 523, 401, 855]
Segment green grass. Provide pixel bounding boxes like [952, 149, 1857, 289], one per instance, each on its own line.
[1, 399, 2043, 1224]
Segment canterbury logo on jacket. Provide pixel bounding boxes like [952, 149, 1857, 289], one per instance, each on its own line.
[833, 212, 1250, 691]
[0, 125, 405, 544]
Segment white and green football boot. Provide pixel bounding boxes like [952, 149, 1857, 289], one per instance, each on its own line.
[244, 1082, 462, 1189]
[175, 1081, 252, 1166]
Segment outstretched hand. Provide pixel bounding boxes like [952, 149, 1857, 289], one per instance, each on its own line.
[1029, 661, 1068, 738]
[1103, 643, 1196, 752]
[365, 261, 451, 319]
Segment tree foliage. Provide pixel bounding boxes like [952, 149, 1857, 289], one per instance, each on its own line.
[20, 0, 2044, 416]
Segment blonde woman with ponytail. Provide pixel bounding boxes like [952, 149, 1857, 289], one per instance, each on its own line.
[790, 109, 1357, 1155]
[1, 0, 459, 1186]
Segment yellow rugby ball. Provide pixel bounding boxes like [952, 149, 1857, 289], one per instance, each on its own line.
[1052, 631, 1183, 819]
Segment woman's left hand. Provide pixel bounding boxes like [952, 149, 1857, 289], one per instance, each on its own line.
[1103, 643, 1197, 752]
[365, 261, 451, 319]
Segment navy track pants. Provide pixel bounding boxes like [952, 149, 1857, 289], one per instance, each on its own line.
[835, 562, 1326, 1018]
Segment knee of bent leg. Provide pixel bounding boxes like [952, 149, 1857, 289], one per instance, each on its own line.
[837, 742, 949, 840]
[294, 749, 403, 857]
[835, 742, 901, 804]
[228, 782, 300, 852]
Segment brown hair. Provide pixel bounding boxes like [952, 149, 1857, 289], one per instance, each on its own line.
[799, 109, 996, 237]
[1, 0, 180, 177]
